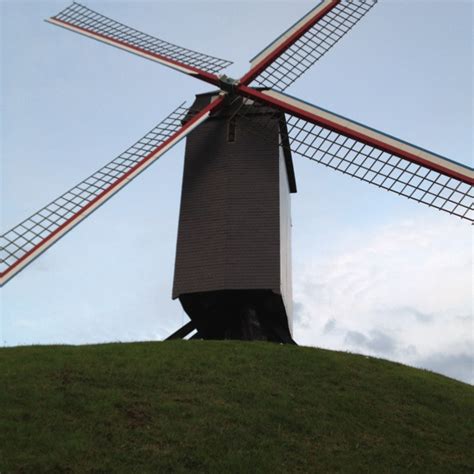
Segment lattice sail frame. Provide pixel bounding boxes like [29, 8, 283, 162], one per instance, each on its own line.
[48, 2, 232, 78]
[0, 98, 223, 284]
[232, 91, 473, 222]
[248, 0, 377, 91]
[285, 116, 473, 220]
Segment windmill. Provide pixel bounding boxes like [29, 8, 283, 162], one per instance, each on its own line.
[1, 1, 472, 344]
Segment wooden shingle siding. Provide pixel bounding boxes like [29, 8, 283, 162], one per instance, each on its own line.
[172, 92, 296, 340]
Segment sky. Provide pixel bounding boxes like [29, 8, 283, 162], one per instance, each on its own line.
[1, 1, 472, 383]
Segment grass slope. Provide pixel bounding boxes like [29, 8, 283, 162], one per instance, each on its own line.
[1, 341, 472, 473]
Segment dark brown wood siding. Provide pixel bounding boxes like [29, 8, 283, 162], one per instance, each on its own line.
[172, 93, 295, 302]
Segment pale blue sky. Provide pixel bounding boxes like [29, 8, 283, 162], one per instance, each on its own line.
[1, 1, 472, 382]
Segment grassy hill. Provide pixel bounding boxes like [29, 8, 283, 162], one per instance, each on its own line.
[0, 341, 472, 473]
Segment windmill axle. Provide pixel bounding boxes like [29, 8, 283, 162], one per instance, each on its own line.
[218, 74, 239, 95]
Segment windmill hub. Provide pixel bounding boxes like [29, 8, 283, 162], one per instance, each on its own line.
[218, 74, 239, 94]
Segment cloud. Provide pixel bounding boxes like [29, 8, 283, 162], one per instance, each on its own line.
[383, 306, 433, 323]
[292, 301, 305, 324]
[323, 318, 336, 334]
[345, 329, 397, 355]
[414, 353, 473, 385]
[293, 216, 472, 383]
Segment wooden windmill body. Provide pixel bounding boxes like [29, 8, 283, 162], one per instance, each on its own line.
[173, 93, 296, 342]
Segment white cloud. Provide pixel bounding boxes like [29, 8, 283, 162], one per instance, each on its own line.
[293, 216, 473, 383]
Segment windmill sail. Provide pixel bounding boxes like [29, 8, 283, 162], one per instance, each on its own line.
[235, 88, 473, 222]
[241, 0, 377, 91]
[47, 3, 232, 85]
[0, 97, 224, 287]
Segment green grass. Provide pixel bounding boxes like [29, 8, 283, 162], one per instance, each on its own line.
[0, 341, 472, 473]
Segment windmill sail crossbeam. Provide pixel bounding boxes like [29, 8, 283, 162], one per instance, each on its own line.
[285, 115, 473, 221]
[48, 3, 231, 80]
[0, 99, 224, 286]
[234, 89, 473, 222]
[244, 0, 376, 91]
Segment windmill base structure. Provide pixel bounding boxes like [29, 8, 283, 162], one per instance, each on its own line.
[172, 92, 297, 343]
[1, 1, 472, 346]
